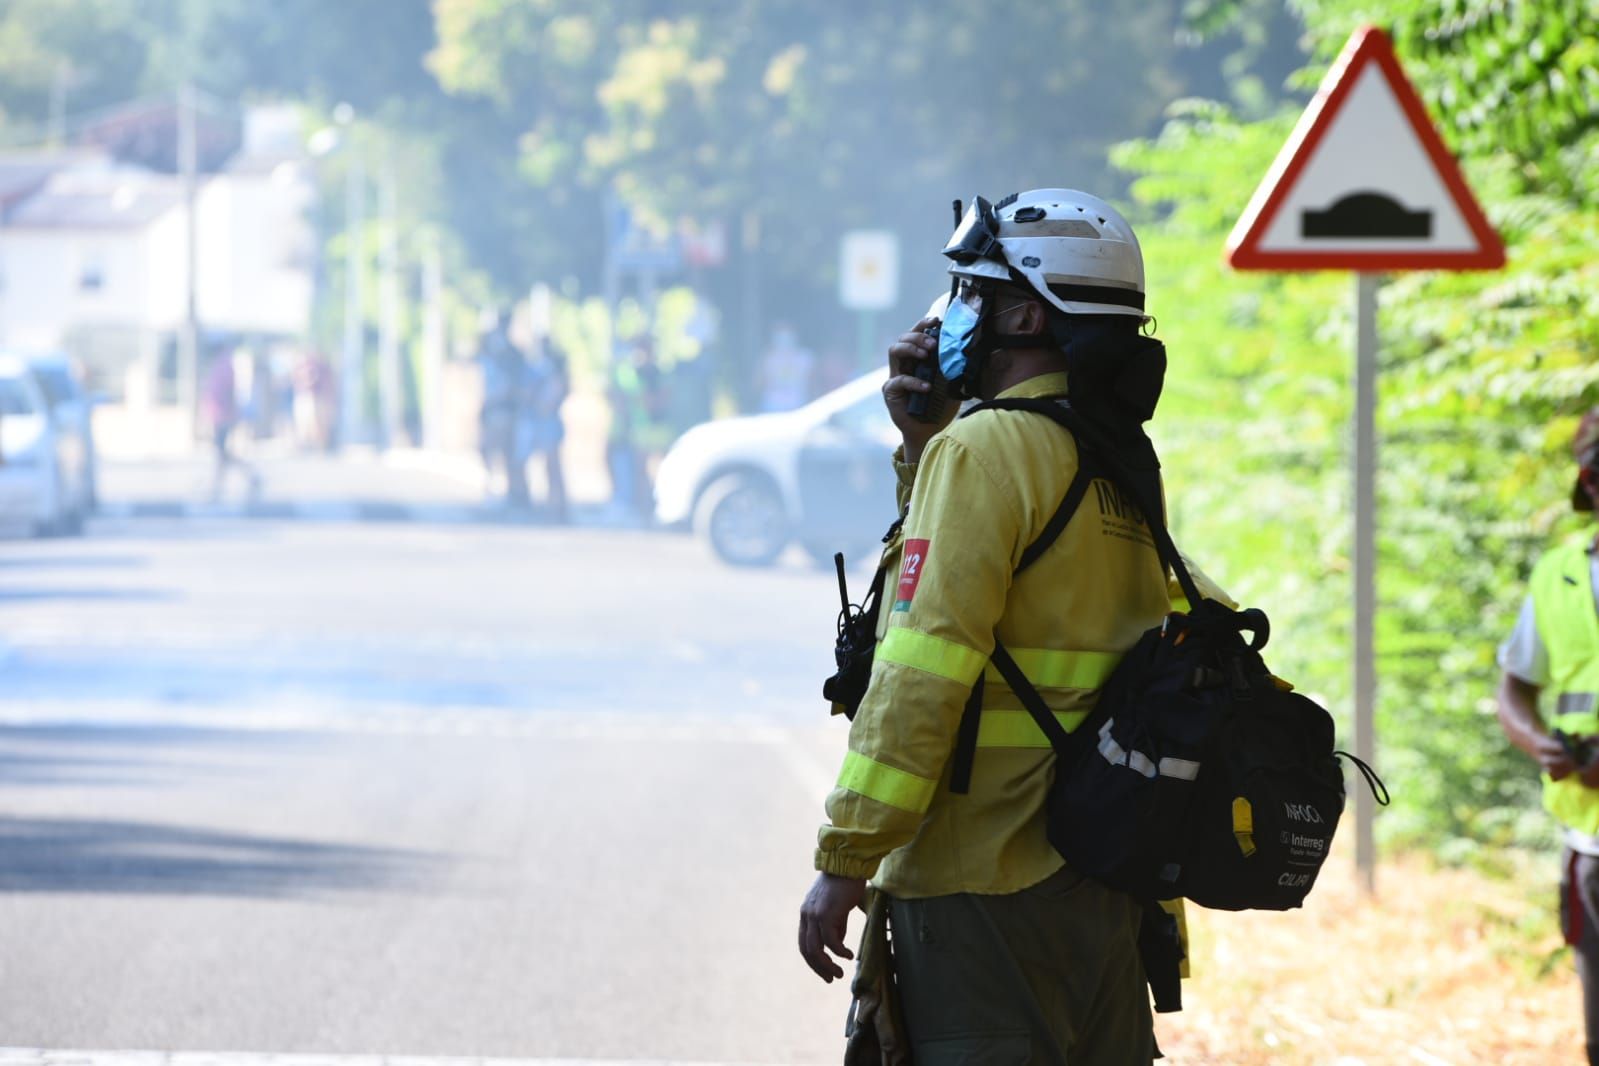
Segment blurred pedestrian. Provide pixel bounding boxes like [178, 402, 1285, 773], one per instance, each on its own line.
[1497, 407, 1599, 1066]
[758, 323, 815, 413]
[606, 338, 672, 522]
[292, 349, 336, 452]
[668, 352, 714, 434]
[477, 309, 530, 509]
[519, 338, 569, 522]
[814, 345, 857, 396]
[632, 342, 675, 518]
[200, 348, 260, 502]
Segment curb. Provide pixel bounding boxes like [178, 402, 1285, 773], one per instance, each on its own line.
[94, 499, 658, 530]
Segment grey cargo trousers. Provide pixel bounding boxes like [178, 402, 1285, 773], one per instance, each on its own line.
[888, 865, 1155, 1065]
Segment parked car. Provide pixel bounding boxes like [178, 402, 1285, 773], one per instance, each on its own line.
[0, 356, 85, 537]
[654, 369, 901, 567]
[25, 352, 98, 514]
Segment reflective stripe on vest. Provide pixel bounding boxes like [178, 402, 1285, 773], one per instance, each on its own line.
[1560, 692, 1598, 717]
[1530, 542, 1599, 834]
[879, 629, 1120, 694]
[877, 632, 1119, 749]
[982, 646, 1122, 691]
[974, 708, 1091, 748]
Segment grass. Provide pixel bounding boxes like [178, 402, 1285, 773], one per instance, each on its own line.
[1155, 845, 1585, 1064]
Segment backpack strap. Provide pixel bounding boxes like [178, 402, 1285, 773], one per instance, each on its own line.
[1017, 458, 1098, 575]
[990, 639, 1098, 764]
[974, 397, 1205, 610]
[947, 395, 1201, 784]
[947, 433, 1097, 793]
[948, 675, 985, 794]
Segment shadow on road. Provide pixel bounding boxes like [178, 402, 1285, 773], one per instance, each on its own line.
[0, 747, 185, 789]
[0, 587, 177, 603]
[0, 723, 311, 747]
[0, 815, 439, 898]
[0, 553, 150, 570]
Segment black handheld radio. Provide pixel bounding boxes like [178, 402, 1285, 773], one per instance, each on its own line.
[905, 320, 946, 424]
[905, 199, 965, 425]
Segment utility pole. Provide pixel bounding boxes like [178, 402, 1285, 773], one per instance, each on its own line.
[377, 164, 402, 448]
[47, 61, 68, 147]
[741, 210, 761, 409]
[178, 81, 200, 438]
[420, 233, 446, 450]
[340, 150, 366, 447]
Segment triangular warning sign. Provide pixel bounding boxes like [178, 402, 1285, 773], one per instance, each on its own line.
[1227, 25, 1504, 272]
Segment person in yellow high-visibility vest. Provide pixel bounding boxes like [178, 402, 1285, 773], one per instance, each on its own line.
[1499, 408, 1599, 1066]
[797, 190, 1231, 1064]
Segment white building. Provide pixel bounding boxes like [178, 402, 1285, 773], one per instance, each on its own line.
[0, 110, 317, 407]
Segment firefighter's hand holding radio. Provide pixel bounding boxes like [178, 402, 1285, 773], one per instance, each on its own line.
[883, 314, 956, 463]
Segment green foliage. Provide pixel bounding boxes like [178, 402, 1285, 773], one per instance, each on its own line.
[0, 0, 155, 133]
[425, 0, 1191, 317]
[1126, 1, 1598, 856]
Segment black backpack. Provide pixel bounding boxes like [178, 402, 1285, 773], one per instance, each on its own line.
[956, 397, 1388, 1007]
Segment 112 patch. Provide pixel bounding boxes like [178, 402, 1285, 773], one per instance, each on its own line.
[893, 539, 930, 612]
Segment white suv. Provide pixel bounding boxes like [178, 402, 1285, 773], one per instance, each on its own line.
[654, 370, 900, 567]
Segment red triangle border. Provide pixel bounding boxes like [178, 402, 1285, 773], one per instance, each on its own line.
[1226, 25, 1505, 272]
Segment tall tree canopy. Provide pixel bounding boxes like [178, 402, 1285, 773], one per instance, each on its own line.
[1124, 0, 1598, 852]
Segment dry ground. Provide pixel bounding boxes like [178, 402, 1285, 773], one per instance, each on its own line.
[1154, 846, 1585, 1064]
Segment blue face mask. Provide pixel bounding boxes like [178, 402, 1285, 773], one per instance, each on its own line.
[937, 291, 983, 388]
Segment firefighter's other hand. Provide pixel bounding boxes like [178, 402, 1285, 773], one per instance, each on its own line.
[1579, 756, 1599, 789]
[799, 872, 865, 982]
[1572, 736, 1599, 787]
[1536, 733, 1578, 781]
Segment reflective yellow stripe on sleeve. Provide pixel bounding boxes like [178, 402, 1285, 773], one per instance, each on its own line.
[981, 647, 1122, 691]
[974, 708, 1092, 747]
[877, 627, 988, 685]
[836, 750, 938, 814]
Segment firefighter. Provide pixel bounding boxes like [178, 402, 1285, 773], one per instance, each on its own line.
[799, 190, 1193, 1063]
[1497, 408, 1599, 1066]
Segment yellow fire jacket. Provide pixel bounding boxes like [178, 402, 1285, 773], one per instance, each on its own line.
[815, 372, 1233, 898]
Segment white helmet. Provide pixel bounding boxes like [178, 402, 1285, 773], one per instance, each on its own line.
[942, 189, 1146, 318]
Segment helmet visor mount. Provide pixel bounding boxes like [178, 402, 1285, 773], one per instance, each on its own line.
[939, 197, 1011, 399]
[942, 196, 1003, 266]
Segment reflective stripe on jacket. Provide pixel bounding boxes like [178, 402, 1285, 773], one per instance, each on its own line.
[814, 371, 1232, 898]
[1531, 539, 1599, 834]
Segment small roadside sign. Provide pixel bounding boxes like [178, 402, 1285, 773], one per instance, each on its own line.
[1226, 24, 1508, 900]
[839, 230, 900, 311]
[1227, 25, 1504, 272]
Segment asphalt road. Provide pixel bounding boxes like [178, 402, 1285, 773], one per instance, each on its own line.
[0, 516, 870, 1063]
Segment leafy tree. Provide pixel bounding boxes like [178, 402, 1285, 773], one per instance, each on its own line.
[426, 0, 1195, 333]
[1122, 0, 1598, 855]
[0, 0, 153, 138]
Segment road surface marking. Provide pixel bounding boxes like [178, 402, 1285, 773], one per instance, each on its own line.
[0, 1052, 819, 1066]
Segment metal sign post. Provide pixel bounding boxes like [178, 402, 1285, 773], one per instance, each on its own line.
[1227, 25, 1505, 893]
[1353, 272, 1379, 894]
